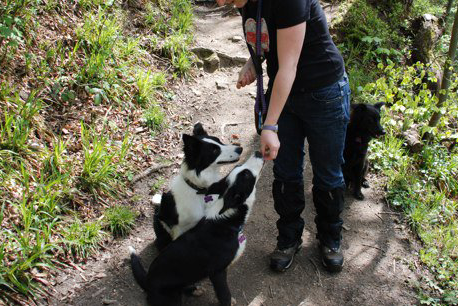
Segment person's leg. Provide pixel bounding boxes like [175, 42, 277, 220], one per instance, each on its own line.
[270, 98, 306, 272]
[302, 75, 350, 272]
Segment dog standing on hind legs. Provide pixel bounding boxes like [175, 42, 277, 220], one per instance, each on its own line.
[153, 123, 243, 251]
[129, 152, 265, 306]
[343, 102, 386, 200]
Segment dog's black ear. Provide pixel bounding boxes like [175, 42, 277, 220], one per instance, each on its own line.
[374, 102, 385, 109]
[354, 104, 367, 112]
[182, 134, 201, 159]
[193, 122, 207, 136]
[205, 178, 229, 197]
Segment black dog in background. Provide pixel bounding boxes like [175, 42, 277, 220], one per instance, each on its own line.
[343, 102, 386, 200]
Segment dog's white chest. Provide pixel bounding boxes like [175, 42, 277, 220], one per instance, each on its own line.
[169, 180, 206, 239]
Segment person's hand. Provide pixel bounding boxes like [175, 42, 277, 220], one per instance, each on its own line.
[236, 59, 256, 89]
[260, 130, 280, 160]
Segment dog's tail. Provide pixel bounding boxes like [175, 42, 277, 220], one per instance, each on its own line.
[128, 246, 149, 292]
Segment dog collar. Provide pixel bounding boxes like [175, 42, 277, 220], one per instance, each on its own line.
[184, 178, 208, 194]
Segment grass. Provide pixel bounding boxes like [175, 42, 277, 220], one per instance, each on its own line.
[62, 219, 108, 259]
[104, 205, 137, 237]
[79, 123, 130, 197]
[75, 8, 120, 84]
[145, 0, 195, 76]
[362, 62, 458, 304]
[135, 69, 166, 105]
[143, 104, 166, 132]
[0, 91, 42, 153]
[0, 0, 196, 302]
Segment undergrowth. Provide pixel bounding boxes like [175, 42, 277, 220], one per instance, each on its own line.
[332, 0, 457, 302]
[104, 205, 137, 237]
[0, 0, 195, 303]
[362, 63, 458, 304]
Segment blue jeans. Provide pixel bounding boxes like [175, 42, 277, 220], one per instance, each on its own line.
[273, 74, 350, 189]
[271, 74, 350, 249]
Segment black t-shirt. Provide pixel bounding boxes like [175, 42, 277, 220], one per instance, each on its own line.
[241, 0, 344, 92]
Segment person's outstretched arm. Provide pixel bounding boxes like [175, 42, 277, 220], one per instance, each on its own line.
[261, 22, 306, 160]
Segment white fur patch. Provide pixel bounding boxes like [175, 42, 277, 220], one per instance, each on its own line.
[128, 246, 136, 255]
[151, 193, 162, 205]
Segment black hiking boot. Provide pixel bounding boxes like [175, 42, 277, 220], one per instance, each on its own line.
[313, 186, 345, 273]
[320, 244, 344, 272]
[271, 180, 305, 272]
[270, 241, 302, 272]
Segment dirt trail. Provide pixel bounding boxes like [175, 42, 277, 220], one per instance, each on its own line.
[49, 4, 420, 306]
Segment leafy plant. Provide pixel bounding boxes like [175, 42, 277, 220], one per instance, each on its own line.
[150, 176, 165, 193]
[364, 63, 458, 303]
[78, 123, 130, 197]
[135, 70, 166, 105]
[76, 9, 120, 83]
[104, 205, 137, 237]
[0, 0, 28, 58]
[61, 219, 107, 258]
[162, 33, 194, 75]
[144, 0, 195, 75]
[0, 92, 42, 153]
[143, 104, 165, 131]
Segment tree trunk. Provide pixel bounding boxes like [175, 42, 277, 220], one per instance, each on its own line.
[444, 0, 454, 24]
[427, 2, 458, 132]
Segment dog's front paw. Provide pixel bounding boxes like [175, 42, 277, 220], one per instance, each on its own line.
[354, 190, 365, 200]
[231, 297, 237, 305]
[362, 180, 370, 188]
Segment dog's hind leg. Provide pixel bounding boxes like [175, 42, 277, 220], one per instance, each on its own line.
[209, 269, 232, 306]
[352, 163, 365, 200]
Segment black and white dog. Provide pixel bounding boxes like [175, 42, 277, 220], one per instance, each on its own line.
[129, 152, 264, 306]
[153, 123, 243, 250]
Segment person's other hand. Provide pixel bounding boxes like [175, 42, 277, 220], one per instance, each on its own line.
[260, 130, 280, 160]
[236, 59, 256, 89]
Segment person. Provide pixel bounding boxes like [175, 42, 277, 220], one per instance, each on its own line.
[215, 0, 350, 273]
